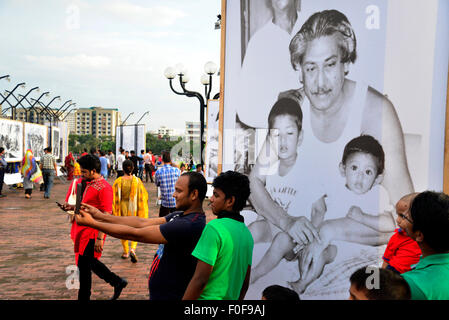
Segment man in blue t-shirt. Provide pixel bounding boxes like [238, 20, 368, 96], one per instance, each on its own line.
[99, 151, 110, 179]
[76, 171, 207, 300]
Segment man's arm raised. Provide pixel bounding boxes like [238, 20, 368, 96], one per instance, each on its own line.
[80, 203, 166, 229]
[75, 207, 168, 244]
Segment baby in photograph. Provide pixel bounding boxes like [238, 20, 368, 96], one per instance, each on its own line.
[251, 133, 395, 296]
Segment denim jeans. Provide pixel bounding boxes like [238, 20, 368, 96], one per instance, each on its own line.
[42, 169, 54, 197]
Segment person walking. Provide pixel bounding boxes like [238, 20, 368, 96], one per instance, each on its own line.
[62, 154, 128, 300]
[40, 147, 58, 199]
[116, 148, 126, 178]
[0, 147, 7, 198]
[112, 159, 149, 263]
[21, 149, 41, 199]
[154, 151, 180, 217]
[143, 150, 154, 183]
[64, 152, 75, 181]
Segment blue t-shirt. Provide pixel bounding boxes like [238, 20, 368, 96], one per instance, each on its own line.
[99, 157, 108, 176]
[148, 211, 206, 300]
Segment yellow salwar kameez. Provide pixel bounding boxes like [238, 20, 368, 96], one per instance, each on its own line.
[112, 175, 149, 261]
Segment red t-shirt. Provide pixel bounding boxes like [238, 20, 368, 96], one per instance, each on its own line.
[383, 228, 422, 274]
[66, 177, 113, 263]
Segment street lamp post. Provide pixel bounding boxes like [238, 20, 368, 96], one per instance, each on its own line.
[164, 61, 218, 165]
[18, 92, 50, 123]
[121, 112, 134, 125]
[58, 102, 76, 120]
[0, 82, 25, 109]
[136, 111, 149, 124]
[3, 87, 39, 119]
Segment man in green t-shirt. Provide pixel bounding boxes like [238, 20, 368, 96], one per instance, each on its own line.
[183, 171, 254, 300]
[401, 191, 449, 300]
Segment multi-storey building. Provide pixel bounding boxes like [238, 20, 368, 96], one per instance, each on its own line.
[70, 107, 121, 137]
[185, 121, 201, 142]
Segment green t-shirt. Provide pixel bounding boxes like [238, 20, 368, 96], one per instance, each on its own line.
[402, 253, 449, 300]
[192, 218, 254, 300]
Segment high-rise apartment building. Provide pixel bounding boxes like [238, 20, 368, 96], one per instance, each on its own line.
[70, 107, 121, 137]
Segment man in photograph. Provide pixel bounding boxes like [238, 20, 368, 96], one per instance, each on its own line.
[249, 8, 413, 250]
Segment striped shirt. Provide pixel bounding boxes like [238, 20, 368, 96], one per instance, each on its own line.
[155, 164, 180, 208]
[41, 153, 56, 170]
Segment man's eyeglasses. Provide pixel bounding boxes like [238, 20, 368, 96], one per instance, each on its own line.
[398, 212, 413, 224]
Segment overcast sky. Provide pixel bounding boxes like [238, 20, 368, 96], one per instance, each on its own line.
[0, 0, 221, 134]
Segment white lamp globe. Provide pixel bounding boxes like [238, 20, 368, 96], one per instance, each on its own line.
[175, 63, 187, 75]
[181, 74, 190, 84]
[200, 74, 210, 85]
[204, 61, 217, 75]
[164, 67, 176, 79]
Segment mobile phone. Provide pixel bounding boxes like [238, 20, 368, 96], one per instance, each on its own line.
[56, 201, 67, 211]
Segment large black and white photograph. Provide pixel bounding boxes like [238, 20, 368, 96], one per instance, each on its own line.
[0, 118, 24, 162]
[51, 127, 60, 160]
[205, 99, 220, 183]
[24, 123, 48, 161]
[115, 124, 146, 158]
[221, 0, 449, 299]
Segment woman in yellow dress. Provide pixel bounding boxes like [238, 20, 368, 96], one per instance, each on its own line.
[112, 159, 149, 263]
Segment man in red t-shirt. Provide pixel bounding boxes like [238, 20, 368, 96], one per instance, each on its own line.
[382, 193, 421, 274]
[63, 154, 127, 300]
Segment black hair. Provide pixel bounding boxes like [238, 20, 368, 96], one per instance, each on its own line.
[47, 146, 52, 152]
[262, 285, 300, 300]
[212, 171, 251, 212]
[162, 150, 171, 163]
[90, 147, 97, 154]
[123, 159, 134, 175]
[78, 154, 101, 173]
[342, 135, 385, 175]
[268, 98, 303, 132]
[182, 171, 207, 202]
[0, 147, 4, 153]
[349, 266, 411, 300]
[410, 191, 449, 252]
[99, 150, 105, 156]
[290, 9, 357, 70]
[141, 149, 145, 153]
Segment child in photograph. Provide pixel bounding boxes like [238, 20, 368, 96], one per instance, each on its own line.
[249, 97, 329, 284]
[288, 134, 395, 295]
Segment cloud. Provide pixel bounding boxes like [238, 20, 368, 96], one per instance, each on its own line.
[104, 2, 187, 28]
[24, 54, 111, 69]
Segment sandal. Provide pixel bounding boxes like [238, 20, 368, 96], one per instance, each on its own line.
[121, 253, 129, 259]
[130, 250, 138, 263]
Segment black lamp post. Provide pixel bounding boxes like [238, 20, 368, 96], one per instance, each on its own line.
[57, 102, 76, 119]
[121, 112, 134, 125]
[0, 82, 25, 110]
[164, 61, 218, 165]
[2, 86, 39, 119]
[136, 111, 149, 124]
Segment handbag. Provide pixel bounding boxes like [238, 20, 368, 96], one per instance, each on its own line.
[30, 166, 43, 184]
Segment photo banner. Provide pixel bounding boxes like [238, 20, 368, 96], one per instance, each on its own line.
[221, 0, 449, 299]
[115, 124, 146, 158]
[205, 99, 220, 183]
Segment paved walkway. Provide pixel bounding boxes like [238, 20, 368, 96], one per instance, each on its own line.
[0, 175, 214, 300]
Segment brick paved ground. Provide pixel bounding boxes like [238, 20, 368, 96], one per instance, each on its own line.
[0, 175, 215, 300]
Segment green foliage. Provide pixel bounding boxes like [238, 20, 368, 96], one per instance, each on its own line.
[145, 133, 182, 155]
[69, 134, 116, 154]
